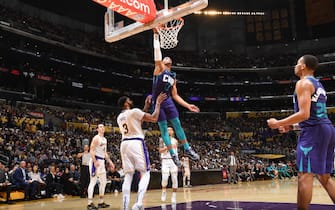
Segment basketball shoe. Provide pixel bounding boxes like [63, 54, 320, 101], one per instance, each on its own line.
[171, 154, 181, 167]
[185, 147, 200, 160]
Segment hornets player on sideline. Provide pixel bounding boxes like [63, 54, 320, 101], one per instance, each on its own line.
[268, 55, 335, 210]
[159, 127, 179, 203]
[152, 29, 200, 166]
[117, 93, 167, 210]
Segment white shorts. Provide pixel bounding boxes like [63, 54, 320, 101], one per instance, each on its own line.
[161, 159, 178, 174]
[89, 158, 106, 176]
[121, 138, 150, 173]
[183, 168, 190, 177]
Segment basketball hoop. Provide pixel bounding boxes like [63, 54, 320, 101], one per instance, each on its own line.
[156, 18, 184, 49]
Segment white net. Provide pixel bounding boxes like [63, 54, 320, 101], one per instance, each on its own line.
[156, 18, 184, 49]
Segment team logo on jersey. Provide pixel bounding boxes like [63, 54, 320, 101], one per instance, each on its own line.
[311, 87, 326, 102]
[163, 74, 175, 86]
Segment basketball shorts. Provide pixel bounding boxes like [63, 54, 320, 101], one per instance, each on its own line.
[161, 159, 178, 174]
[121, 138, 150, 173]
[158, 98, 179, 122]
[89, 158, 106, 176]
[296, 123, 335, 174]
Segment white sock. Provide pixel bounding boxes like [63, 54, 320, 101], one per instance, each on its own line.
[122, 173, 133, 210]
[136, 171, 150, 206]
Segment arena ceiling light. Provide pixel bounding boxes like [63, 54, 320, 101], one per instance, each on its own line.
[194, 10, 265, 16]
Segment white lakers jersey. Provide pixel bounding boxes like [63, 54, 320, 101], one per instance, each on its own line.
[160, 137, 178, 159]
[117, 108, 145, 139]
[95, 135, 107, 158]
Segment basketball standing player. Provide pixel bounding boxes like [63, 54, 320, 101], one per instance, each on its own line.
[181, 154, 191, 188]
[267, 55, 335, 210]
[159, 127, 178, 203]
[117, 93, 166, 210]
[152, 30, 200, 166]
[87, 124, 115, 210]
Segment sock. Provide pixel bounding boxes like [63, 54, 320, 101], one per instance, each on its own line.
[122, 173, 133, 210]
[183, 142, 190, 150]
[137, 171, 150, 206]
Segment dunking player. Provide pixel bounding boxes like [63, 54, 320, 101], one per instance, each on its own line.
[152, 30, 200, 166]
[267, 55, 335, 210]
[87, 124, 115, 210]
[117, 93, 166, 210]
[159, 127, 178, 203]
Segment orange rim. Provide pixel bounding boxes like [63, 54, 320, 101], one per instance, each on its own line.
[157, 18, 184, 30]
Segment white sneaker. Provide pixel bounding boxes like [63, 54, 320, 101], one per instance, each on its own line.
[171, 194, 176, 203]
[131, 203, 143, 210]
[161, 191, 166, 202]
[160, 204, 167, 210]
[57, 194, 65, 199]
[52, 194, 58, 198]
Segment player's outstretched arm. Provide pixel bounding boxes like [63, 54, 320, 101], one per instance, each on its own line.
[171, 81, 200, 112]
[153, 30, 164, 75]
[143, 93, 167, 122]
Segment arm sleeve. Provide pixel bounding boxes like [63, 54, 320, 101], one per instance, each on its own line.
[153, 33, 162, 61]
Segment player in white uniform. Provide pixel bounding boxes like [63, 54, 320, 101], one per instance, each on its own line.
[87, 124, 115, 210]
[181, 155, 191, 188]
[117, 93, 166, 210]
[159, 127, 178, 203]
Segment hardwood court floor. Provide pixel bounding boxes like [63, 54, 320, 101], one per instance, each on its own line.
[0, 178, 333, 210]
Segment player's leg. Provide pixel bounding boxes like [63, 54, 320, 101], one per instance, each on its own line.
[122, 172, 134, 210]
[161, 161, 169, 201]
[170, 164, 178, 203]
[158, 120, 174, 154]
[185, 169, 191, 187]
[97, 172, 110, 208]
[170, 117, 199, 160]
[131, 139, 151, 210]
[158, 119, 181, 166]
[296, 126, 317, 209]
[132, 170, 150, 210]
[297, 172, 313, 210]
[316, 124, 335, 203]
[87, 162, 98, 210]
[317, 174, 335, 203]
[121, 141, 135, 210]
